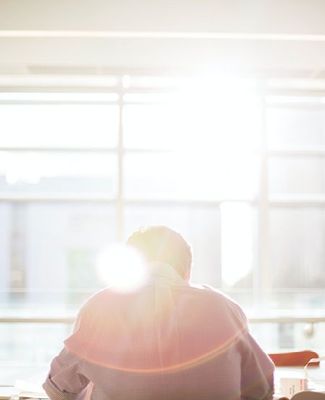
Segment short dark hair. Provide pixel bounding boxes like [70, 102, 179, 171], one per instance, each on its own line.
[127, 225, 192, 279]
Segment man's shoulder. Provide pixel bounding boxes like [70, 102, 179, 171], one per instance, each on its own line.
[188, 284, 248, 323]
[78, 288, 120, 315]
[189, 283, 239, 304]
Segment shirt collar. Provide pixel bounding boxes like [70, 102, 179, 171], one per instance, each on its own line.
[147, 262, 188, 286]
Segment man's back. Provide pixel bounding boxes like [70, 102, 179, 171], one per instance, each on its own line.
[44, 263, 274, 400]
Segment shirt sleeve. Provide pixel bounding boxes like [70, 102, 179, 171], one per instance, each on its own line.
[225, 299, 274, 400]
[43, 348, 90, 400]
[239, 331, 275, 400]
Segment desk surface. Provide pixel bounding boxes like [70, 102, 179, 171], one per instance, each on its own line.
[1, 366, 325, 399]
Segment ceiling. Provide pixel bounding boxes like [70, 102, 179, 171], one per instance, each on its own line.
[1, 0, 325, 78]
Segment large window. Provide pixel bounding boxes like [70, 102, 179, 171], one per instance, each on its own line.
[1, 76, 325, 382]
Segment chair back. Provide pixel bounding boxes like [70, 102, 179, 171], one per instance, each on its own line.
[269, 350, 320, 367]
[291, 391, 325, 399]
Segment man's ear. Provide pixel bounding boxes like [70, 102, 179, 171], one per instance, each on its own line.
[184, 270, 191, 282]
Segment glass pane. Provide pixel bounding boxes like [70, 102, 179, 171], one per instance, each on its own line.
[0, 151, 117, 195]
[124, 152, 258, 200]
[124, 104, 179, 149]
[269, 157, 325, 194]
[0, 323, 71, 385]
[0, 103, 118, 148]
[220, 203, 256, 290]
[270, 208, 325, 290]
[250, 322, 325, 353]
[267, 107, 325, 147]
[267, 290, 325, 311]
[124, 93, 260, 152]
[124, 204, 221, 286]
[0, 203, 116, 314]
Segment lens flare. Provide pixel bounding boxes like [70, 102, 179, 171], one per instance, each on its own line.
[96, 243, 148, 293]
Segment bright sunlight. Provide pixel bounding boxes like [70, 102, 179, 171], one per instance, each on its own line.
[96, 243, 149, 293]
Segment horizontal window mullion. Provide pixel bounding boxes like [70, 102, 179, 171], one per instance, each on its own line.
[0, 195, 257, 205]
[0, 194, 117, 203]
[123, 198, 256, 207]
[270, 195, 325, 207]
[0, 147, 172, 154]
[0, 100, 119, 105]
[0, 147, 118, 153]
[268, 148, 325, 157]
[1, 315, 325, 325]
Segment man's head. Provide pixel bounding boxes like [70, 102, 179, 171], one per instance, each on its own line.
[127, 225, 192, 280]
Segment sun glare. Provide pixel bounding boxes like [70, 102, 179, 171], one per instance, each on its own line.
[96, 244, 148, 293]
[130, 74, 261, 200]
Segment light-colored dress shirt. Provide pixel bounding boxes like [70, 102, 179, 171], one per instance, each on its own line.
[43, 263, 274, 400]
